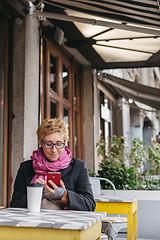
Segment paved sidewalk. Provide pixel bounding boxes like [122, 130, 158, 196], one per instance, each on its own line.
[101, 235, 157, 240]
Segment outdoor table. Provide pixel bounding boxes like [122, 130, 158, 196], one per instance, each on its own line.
[0, 208, 106, 240]
[95, 194, 137, 240]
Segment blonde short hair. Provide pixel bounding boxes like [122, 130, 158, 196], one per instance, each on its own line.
[37, 118, 68, 145]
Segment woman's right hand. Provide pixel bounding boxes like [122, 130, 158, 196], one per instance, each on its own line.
[35, 177, 46, 186]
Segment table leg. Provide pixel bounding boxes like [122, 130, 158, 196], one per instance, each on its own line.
[127, 211, 137, 240]
[96, 237, 101, 240]
[127, 211, 133, 240]
[133, 209, 137, 240]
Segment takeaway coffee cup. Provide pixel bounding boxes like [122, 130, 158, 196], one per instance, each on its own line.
[27, 183, 43, 213]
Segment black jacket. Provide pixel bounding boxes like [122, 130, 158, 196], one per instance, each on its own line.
[10, 158, 96, 211]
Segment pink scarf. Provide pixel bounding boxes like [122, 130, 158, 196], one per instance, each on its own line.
[31, 146, 72, 183]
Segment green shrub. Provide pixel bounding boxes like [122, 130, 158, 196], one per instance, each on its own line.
[96, 135, 160, 190]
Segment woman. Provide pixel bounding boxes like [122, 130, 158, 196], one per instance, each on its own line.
[10, 118, 96, 211]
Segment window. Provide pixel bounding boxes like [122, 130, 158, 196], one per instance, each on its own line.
[50, 99, 57, 118]
[42, 40, 82, 158]
[50, 53, 57, 93]
[63, 64, 69, 100]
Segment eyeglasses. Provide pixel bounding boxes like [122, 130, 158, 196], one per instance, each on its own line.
[42, 141, 65, 149]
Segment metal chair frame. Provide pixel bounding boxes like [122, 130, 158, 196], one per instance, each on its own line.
[89, 177, 127, 240]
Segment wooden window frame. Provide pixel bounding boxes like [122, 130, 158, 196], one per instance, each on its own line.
[41, 39, 82, 158]
[0, 15, 12, 208]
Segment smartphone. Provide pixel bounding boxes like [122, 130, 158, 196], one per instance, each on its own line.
[47, 172, 61, 188]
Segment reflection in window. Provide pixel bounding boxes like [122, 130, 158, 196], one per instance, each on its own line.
[50, 53, 57, 92]
[74, 112, 78, 157]
[74, 74, 77, 105]
[64, 108, 69, 125]
[50, 100, 57, 118]
[64, 108, 69, 147]
[104, 98, 109, 108]
[100, 91, 111, 149]
[63, 64, 69, 99]
[105, 121, 110, 147]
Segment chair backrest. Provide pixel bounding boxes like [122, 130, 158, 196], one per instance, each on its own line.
[89, 177, 117, 196]
[89, 177, 101, 196]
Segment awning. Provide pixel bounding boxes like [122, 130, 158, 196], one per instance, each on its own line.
[98, 72, 160, 110]
[34, 0, 160, 69]
[40, 0, 160, 29]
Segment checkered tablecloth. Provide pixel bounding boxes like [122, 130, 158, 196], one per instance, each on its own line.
[0, 208, 106, 230]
